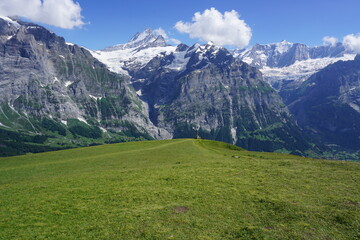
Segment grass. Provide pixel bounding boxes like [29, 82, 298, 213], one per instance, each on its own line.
[0, 139, 359, 239]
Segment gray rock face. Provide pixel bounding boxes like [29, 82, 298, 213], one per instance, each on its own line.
[128, 42, 311, 153]
[284, 55, 360, 151]
[0, 19, 314, 155]
[0, 17, 167, 139]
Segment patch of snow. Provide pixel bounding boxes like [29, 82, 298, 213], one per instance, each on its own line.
[26, 26, 39, 29]
[349, 103, 360, 113]
[61, 120, 67, 125]
[0, 16, 20, 28]
[349, 87, 358, 91]
[90, 45, 176, 75]
[66, 42, 74, 46]
[241, 56, 253, 65]
[136, 90, 142, 96]
[0, 122, 8, 128]
[89, 94, 102, 100]
[64, 81, 73, 87]
[132, 78, 145, 83]
[8, 101, 19, 115]
[166, 51, 190, 71]
[261, 54, 356, 87]
[7, 35, 15, 40]
[53, 77, 59, 83]
[99, 127, 107, 133]
[59, 55, 65, 59]
[77, 117, 88, 124]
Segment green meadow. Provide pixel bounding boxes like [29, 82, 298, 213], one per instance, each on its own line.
[0, 139, 359, 239]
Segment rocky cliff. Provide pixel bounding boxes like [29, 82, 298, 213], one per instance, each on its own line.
[0, 17, 170, 155]
[127, 42, 312, 153]
[283, 55, 360, 157]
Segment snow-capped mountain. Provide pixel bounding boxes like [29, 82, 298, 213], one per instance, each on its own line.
[125, 41, 311, 153]
[102, 28, 168, 52]
[235, 41, 349, 68]
[90, 28, 176, 75]
[132, 41, 233, 77]
[0, 16, 169, 152]
[234, 41, 356, 89]
[261, 54, 356, 89]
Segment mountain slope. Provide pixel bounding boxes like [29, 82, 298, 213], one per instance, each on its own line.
[90, 28, 176, 75]
[283, 55, 360, 156]
[1, 139, 359, 239]
[126, 42, 313, 154]
[0, 17, 170, 156]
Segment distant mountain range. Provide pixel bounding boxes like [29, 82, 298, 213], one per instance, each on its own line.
[0, 17, 359, 159]
[92, 31, 314, 154]
[234, 41, 356, 90]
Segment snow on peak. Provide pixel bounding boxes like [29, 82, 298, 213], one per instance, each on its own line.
[130, 28, 155, 43]
[194, 42, 222, 53]
[261, 54, 356, 88]
[275, 40, 293, 54]
[0, 15, 20, 28]
[90, 28, 181, 75]
[102, 28, 167, 52]
[91, 42, 176, 75]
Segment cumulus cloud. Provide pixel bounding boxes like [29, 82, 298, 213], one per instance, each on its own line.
[322, 36, 338, 46]
[0, 0, 84, 29]
[175, 8, 252, 48]
[343, 34, 360, 54]
[154, 28, 181, 45]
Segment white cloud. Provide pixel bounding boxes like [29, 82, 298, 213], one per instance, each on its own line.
[174, 8, 252, 48]
[343, 34, 360, 54]
[154, 28, 168, 38]
[0, 0, 84, 29]
[154, 28, 181, 45]
[322, 36, 338, 46]
[169, 38, 181, 45]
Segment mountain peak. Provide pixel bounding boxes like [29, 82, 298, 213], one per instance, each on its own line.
[129, 28, 155, 43]
[0, 15, 21, 32]
[279, 40, 291, 44]
[0, 16, 20, 26]
[102, 28, 168, 52]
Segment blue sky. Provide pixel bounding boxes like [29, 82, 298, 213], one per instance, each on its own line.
[2, 0, 360, 50]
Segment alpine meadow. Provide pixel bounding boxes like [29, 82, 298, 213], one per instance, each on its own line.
[0, 0, 360, 239]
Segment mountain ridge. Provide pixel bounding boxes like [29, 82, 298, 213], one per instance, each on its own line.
[283, 55, 360, 155]
[0, 20, 358, 159]
[233, 41, 356, 91]
[0, 17, 173, 156]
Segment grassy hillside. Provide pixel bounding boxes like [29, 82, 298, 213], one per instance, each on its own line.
[0, 139, 359, 239]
